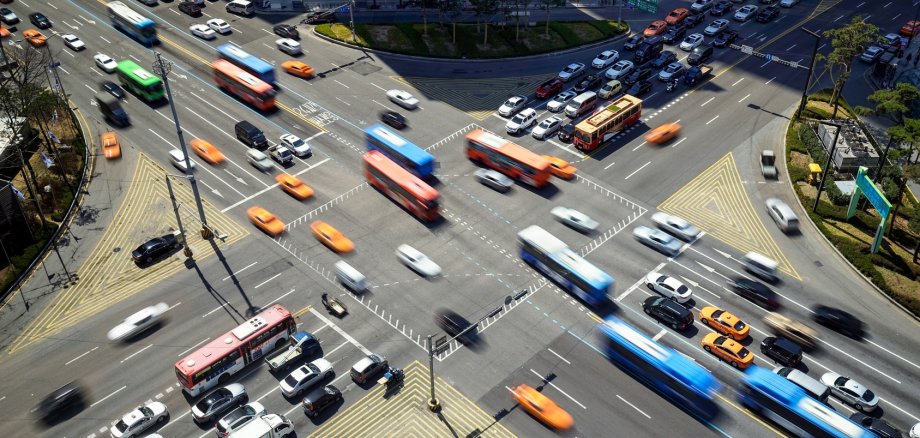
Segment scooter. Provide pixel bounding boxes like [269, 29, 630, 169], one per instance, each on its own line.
[666, 79, 678, 93]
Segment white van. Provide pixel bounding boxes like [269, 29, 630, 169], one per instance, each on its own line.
[742, 252, 778, 282]
[247, 149, 273, 172]
[564, 91, 598, 118]
[766, 198, 799, 233]
[226, 0, 254, 16]
[773, 367, 830, 402]
[335, 261, 367, 292]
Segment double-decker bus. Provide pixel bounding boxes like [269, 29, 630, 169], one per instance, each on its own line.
[574, 94, 642, 151]
[517, 225, 613, 306]
[115, 60, 165, 102]
[465, 129, 552, 188]
[740, 366, 879, 438]
[175, 305, 295, 396]
[600, 317, 721, 420]
[365, 124, 437, 178]
[364, 150, 440, 221]
[106, 2, 157, 45]
[211, 60, 276, 111]
[216, 44, 276, 84]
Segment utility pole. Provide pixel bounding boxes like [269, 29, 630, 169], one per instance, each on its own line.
[426, 335, 440, 412]
[814, 123, 842, 213]
[797, 28, 822, 120]
[165, 174, 193, 259]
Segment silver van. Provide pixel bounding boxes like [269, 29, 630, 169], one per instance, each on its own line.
[773, 367, 830, 402]
[247, 149, 273, 172]
[564, 91, 598, 118]
[742, 252, 778, 282]
[766, 198, 799, 233]
[335, 260, 367, 292]
[226, 0, 254, 16]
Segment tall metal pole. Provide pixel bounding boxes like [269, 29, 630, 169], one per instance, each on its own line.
[0, 238, 29, 310]
[797, 28, 822, 120]
[152, 52, 211, 241]
[814, 124, 842, 213]
[349, 0, 356, 42]
[165, 175, 192, 259]
[873, 137, 895, 182]
[426, 335, 440, 412]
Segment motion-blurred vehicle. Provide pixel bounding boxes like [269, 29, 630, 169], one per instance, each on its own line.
[106, 303, 169, 341]
[810, 305, 864, 338]
[700, 306, 749, 340]
[475, 168, 513, 192]
[396, 244, 442, 277]
[101, 80, 126, 99]
[275, 174, 313, 200]
[379, 110, 407, 129]
[651, 212, 699, 241]
[132, 233, 180, 264]
[762, 312, 819, 349]
[633, 225, 682, 256]
[311, 220, 354, 252]
[551, 206, 598, 233]
[727, 277, 779, 308]
[190, 24, 216, 40]
[281, 60, 314, 78]
[511, 384, 574, 430]
[645, 122, 681, 143]
[191, 384, 247, 423]
[435, 309, 479, 344]
[247, 207, 285, 237]
[544, 155, 576, 179]
[850, 413, 901, 438]
[31, 382, 85, 423]
[386, 89, 419, 109]
[190, 139, 225, 164]
[275, 38, 302, 55]
[22, 29, 47, 47]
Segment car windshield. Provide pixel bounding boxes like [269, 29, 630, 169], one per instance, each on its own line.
[677, 285, 688, 294]
[861, 389, 875, 401]
[737, 348, 750, 358]
[733, 321, 747, 331]
[114, 420, 129, 432]
[283, 375, 300, 386]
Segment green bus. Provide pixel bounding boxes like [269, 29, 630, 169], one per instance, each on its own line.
[115, 60, 165, 102]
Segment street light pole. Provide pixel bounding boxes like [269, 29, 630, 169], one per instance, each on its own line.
[165, 174, 192, 259]
[797, 28, 822, 120]
[426, 335, 440, 412]
[813, 123, 842, 213]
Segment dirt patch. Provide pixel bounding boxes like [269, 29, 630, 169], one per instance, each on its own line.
[808, 100, 852, 118]
[566, 23, 604, 41]
[790, 151, 811, 169]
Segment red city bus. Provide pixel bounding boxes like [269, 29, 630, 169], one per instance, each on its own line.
[175, 304, 295, 396]
[364, 150, 440, 221]
[574, 94, 642, 151]
[211, 59, 276, 111]
[465, 129, 552, 188]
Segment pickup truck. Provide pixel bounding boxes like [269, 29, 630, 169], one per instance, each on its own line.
[264, 331, 320, 372]
[268, 144, 293, 165]
[684, 64, 712, 86]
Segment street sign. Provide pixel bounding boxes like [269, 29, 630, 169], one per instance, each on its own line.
[765, 54, 773, 62]
[741, 45, 753, 54]
[847, 167, 892, 253]
[626, 0, 658, 13]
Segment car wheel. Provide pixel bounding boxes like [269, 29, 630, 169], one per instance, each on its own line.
[703, 345, 711, 352]
[157, 415, 166, 424]
[731, 361, 739, 368]
[701, 318, 708, 325]
[240, 394, 249, 404]
[671, 322, 679, 330]
[647, 283, 654, 291]
[643, 306, 651, 315]
[854, 403, 862, 411]
[144, 256, 152, 263]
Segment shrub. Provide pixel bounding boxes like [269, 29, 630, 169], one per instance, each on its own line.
[788, 164, 808, 184]
[787, 123, 807, 154]
[825, 176, 849, 205]
[799, 123, 828, 165]
[548, 22, 580, 45]
[803, 106, 833, 120]
[587, 20, 626, 36]
[396, 24, 430, 55]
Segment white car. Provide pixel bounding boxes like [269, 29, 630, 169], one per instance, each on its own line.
[387, 89, 419, 109]
[106, 303, 169, 341]
[169, 149, 196, 172]
[558, 62, 586, 82]
[679, 33, 704, 51]
[532, 116, 563, 140]
[475, 168, 514, 192]
[658, 62, 686, 81]
[633, 225, 682, 256]
[279, 133, 312, 157]
[207, 18, 232, 34]
[396, 244, 442, 277]
[547, 91, 577, 113]
[779, 0, 799, 6]
[498, 95, 528, 117]
[276, 38, 302, 55]
[189, 24, 216, 40]
[734, 4, 759, 21]
[819, 373, 879, 412]
[605, 60, 634, 80]
[94, 53, 118, 73]
[110, 402, 168, 438]
[280, 359, 333, 398]
[61, 34, 86, 51]
[215, 402, 265, 438]
[860, 46, 884, 63]
[645, 272, 692, 303]
[690, 0, 714, 12]
[592, 50, 619, 69]
[651, 212, 700, 241]
[551, 206, 599, 233]
[704, 19, 730, 36]
[506, 108, 537, 134]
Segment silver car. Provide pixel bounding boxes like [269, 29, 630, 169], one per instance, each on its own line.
[215, 402, 265, 437]
[820, 373, 879, 412]
[532, 116, 563, 140]
[633, 225, 682, 256]
[106, 303, 169, 341]
[386, 89, 419, 109]
[551, 206, 599, 233]
[547, 91, 577, 113]
[651, 212, 700, 241]
[396, 244, 442, 277]
[498, 95, 528, 117]
[475, 169, 513, 193]
[191, 383, 247, 423]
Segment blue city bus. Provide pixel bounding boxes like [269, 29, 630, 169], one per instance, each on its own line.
[740, 366, 879, 438]
[216, 44, 276, 84]
[517, 225, 613, 306]
[106, 1, 157, 45]
[365, 124, 436, 179]
[599, 317, 720, 420]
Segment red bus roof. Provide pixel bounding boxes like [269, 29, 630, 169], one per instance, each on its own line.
[211, 59, 273, 93]
[175, 304, 292, 375]
[363, 150, 439, 202]
[466, 129, 550, 171]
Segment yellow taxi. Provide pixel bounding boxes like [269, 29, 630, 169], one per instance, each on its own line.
[701, 333, 754, 369]
[101, 131, 121, 159]
[543, 155, 576, 180]
[311, 220, 354, 253]
[275, 174, 313, 200]
[0, 25, 10, 40]
[22, 29, 47, 47]
[246, 207, 285, 237]
[281, 60, 315, 78]
[645, 122, 681, 144]
[699, 306, 750, 341]
[511, 384, 574, 430]
[189, 139, 225, 165]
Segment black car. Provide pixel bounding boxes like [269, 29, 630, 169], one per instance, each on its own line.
[687, 45, 713, 65]
[849, 413, 901, 438]
[101, 81, 126, 100]
[435, 309, 478, 344]
[727, 277, 779, 308]
[760, 336, 802, 367]
[31, 382, 85, 423]
[756, 5, 779, 22]
[623, 34, 645, 51]
[573, 74, 602, 93]
[380, 110, 407, 129]
[627, 80, 653, 96]
[810, 305, 864, 338]
[302, 385, 342, 417]
[273, 24, 300, 39]
[713, 28, 739, 47]
[650, 50, 677, 69]
[643, 296, 693, 330]
[132, 233, 180, 264]
[684, 11, 706, 27]
[558, 122, 576, 142]
[0, 7, 20, 25]
[29, 12, 51, 29]
[662, 24, 687, 45]
[303, 11, 336, 24]
[624, 67, 654, 86]
[710, 0, 733, 16]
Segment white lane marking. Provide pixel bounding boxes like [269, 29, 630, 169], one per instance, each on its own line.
[529, 369, 587, 409]
[701, 97, 714, 107]
[65, 346, 98, 365]
[624, 161, 651, 180]
[90, 385, 126, 408]
[817, 44, 826, 51]
[865, 339, 920, 371]
[310, 307, 372, 355]
[883, 1, 892, 6]
[167, 302, 182, 311]
[765, 76, 775, 85]
[670, 138, 687, 148]
[786, 44, 797, 51]
[731, 78, 744, 87]
[834, 14, 845, 22]
[547, 348, 571, 364]
[604, 161, 616, 170]
[334, 79, 350, 89]
[305, 132, 324, 142]
[120, 344, 153, 363]
[177, 337, 210, 357]
[264, 289, 296, 308]
[652, 329, 667, 341]
[202, 302, 232, 317]
[617, 394, 651, 419]
[222, 261, 258, 281]
[253, 273, 282, 289]
[738, 94, 751, 103]
[370, 82, 387, 91]
[546, 139, 583, 158]
[760, 59, 772, 68]
[632, 140, 647, 151]
[324, 341, 349, 358]
[706, 115, 719, 125]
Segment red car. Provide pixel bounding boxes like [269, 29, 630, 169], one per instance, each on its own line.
[536, 78, 564, 99]
[901, 20, 920, 37]
[644, 20, 668, 37]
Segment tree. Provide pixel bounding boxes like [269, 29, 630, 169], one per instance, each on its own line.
[469, 0, 499, 44]
[822, 18, 881, 118]
[888, 117, 920, 165]
[436, 0, 463, 44]
[910, 199, 920, 263]
[855, 83, 920, 125]
[540, 0, 565, 37]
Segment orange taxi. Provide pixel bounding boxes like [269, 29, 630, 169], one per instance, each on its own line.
[0, 25, 10, 39]
[643, 20, 668, 37]
[511, 384, 573, 430]
[282, 60, 315, 78]
[901, 20, 920, 36]
[699, 306, 750, 341]
[645, 122, 681, 144]
[246, 206, 285, 237]
[701, 333, 754, 369]
[275, 173, 313, 200]
[310, 220, 354, 253]
[189, 138, 225, 165]
[543, 155, 576, 180]
[101, 131, 121, 159]
[22, 29, 47, 47]
[665, 8, 689, 26]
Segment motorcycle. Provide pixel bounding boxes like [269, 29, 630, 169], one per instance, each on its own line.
[666, 79, 678, 93]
